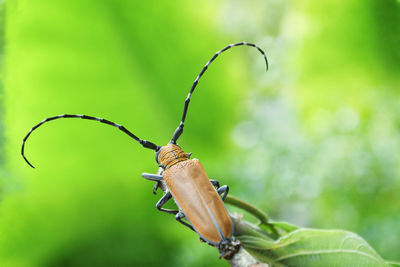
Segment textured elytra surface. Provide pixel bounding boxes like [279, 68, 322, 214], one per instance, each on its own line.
[238, 228, 388, 267]
[164, 159, 232, 244]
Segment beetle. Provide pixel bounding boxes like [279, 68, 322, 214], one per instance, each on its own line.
[21, 42, 268, 257]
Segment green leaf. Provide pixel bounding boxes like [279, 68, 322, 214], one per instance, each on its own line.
[268, 221, 299, 234]
[238, 228, 388, 267]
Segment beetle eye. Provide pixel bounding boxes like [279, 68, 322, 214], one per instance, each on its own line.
[155, 147, 162, 163]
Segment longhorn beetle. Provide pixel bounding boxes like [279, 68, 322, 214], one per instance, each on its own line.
[21, 42, 268, 258]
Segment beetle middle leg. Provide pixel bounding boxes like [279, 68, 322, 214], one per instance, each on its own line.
[176, 212, 209, 243]
[157, 196, 196, 233]
[210, 179, 229, 201]
[210, 179, 220, 188]
[217, 185, 229, 201]
[156, 192, 179, 215]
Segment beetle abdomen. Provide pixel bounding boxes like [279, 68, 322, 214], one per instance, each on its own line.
[163, 159, 232, 244]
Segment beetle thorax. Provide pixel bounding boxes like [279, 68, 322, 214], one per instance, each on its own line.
[157, 144, 190, 169]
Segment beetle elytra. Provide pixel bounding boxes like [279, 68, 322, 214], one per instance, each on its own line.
[21, 42, 268, 257]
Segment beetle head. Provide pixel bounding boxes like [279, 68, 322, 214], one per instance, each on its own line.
[155, 144, 190, 169]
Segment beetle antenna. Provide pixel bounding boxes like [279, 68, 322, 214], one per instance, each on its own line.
[21, 114, 160, 168]
[170, 42, 268, 144]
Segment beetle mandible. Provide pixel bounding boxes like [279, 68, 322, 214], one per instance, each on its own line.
[21, 42, 268, 257]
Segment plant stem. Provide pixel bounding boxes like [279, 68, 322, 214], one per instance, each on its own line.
[225, 195, 270, 224]
[225, 195, 279, 237]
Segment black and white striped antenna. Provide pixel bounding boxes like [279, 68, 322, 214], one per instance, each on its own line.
[21, 42, 268, 168]
[170, 42, 268, 144]
[21, 114, 160, 168]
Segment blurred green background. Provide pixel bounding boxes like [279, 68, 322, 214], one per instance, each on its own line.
[0, 0, 399, 266]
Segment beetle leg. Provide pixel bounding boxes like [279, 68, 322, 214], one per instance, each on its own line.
[142, 173, 163, 181]
[210, 179, 229, 201]
[176, 211, 195, 232]
[156, 192, 179, 215]
[210, 179, 220, 188]
[152, 182, 161, 195]
[142, 173, 164, 195]
[217, 185, 229, 201]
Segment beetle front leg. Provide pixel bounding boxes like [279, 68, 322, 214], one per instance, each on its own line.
[142, 173, 164, 195]
[142, 173, 163, 181]
[152, 181, 161, 195]
[156, 192, 179, 215]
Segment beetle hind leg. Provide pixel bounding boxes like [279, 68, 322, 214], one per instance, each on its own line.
[176, 211, 195, 232]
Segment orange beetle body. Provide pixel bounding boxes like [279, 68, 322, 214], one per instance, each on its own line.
[159, 144, 232, 245]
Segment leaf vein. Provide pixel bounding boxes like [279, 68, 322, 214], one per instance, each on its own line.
[274, 249, 381, 263]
